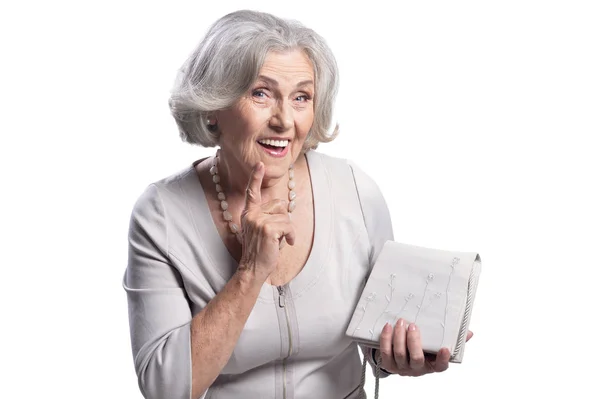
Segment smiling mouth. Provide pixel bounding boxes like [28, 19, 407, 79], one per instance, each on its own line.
[257, 139, 289, 154]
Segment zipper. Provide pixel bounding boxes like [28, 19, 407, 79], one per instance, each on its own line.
[278, 285, 293, 399]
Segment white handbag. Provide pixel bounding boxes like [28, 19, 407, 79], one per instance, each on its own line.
[347, 240, 482, 398]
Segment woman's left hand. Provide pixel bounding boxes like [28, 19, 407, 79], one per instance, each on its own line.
[377, 318, 474, 376]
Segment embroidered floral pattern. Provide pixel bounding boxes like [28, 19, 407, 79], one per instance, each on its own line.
[441, 257, 460, 346]
[352, 292, 377, 336]
[370, 274, 396, 339]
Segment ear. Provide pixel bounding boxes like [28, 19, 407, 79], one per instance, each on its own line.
[208, 109, 223, 126]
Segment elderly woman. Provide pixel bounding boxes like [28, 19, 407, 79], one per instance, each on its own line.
[123, 9, 470, 399]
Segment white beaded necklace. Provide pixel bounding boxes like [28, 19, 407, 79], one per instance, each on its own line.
[210, 151, 296, 244]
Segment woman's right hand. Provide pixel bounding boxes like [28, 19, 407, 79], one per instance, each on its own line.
[238, 162, 296, 282]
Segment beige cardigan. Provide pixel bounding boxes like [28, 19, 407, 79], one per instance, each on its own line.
[123, 150, 394, 399]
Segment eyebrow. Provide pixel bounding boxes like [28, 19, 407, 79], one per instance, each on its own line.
[257, 75, 314, 88]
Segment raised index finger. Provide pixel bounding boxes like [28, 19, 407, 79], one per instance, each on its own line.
[244, 162, 264, 210]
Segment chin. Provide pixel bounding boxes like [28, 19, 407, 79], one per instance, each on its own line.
[262, 158, 291, 174]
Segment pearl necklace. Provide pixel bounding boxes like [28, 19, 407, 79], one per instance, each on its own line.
[210, 151, 296, 244]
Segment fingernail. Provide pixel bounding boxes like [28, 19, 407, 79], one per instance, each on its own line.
[397, 318, 404, 328]
[409, 323, 416, 331]
[384, 322, 392, 333]
[256, 163, 263, 171]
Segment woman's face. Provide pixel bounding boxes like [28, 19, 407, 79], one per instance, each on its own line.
[216, 49, 315, 181]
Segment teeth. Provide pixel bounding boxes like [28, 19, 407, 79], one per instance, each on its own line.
[258, 139, 289, 148]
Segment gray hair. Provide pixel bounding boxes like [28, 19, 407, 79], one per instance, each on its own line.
[168, 10, 339, 151]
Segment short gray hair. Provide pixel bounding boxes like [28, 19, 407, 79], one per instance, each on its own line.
[168, 10, 339, 151]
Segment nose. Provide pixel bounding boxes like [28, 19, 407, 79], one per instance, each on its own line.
[269, 100, 293, 132]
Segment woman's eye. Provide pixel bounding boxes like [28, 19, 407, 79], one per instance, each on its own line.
[295, 94, 310, 102]
[252, 90, 267, 98]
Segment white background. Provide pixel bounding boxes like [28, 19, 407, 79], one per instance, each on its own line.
[1, 1, 598, 398]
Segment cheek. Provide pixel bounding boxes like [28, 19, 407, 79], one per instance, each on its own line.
[221, 100, 265, 131]
[220, 113, 263, 146]
[296, 110, 315, 138]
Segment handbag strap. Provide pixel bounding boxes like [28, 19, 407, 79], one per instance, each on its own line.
[454, 260, 478, 359]
[359, 350, 382, 399]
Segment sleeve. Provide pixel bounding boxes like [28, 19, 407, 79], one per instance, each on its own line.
[122, 184, 195, 399]
[349, 161, 395, 377]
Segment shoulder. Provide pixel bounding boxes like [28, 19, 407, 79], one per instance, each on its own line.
[306, 150, 383, 200]
[131, 163, 199, 214]
[151, 164, 198, 200]
[128, 163, 203, 254]
[306, 149, 370, 182]
[128, 163, 203, 248]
